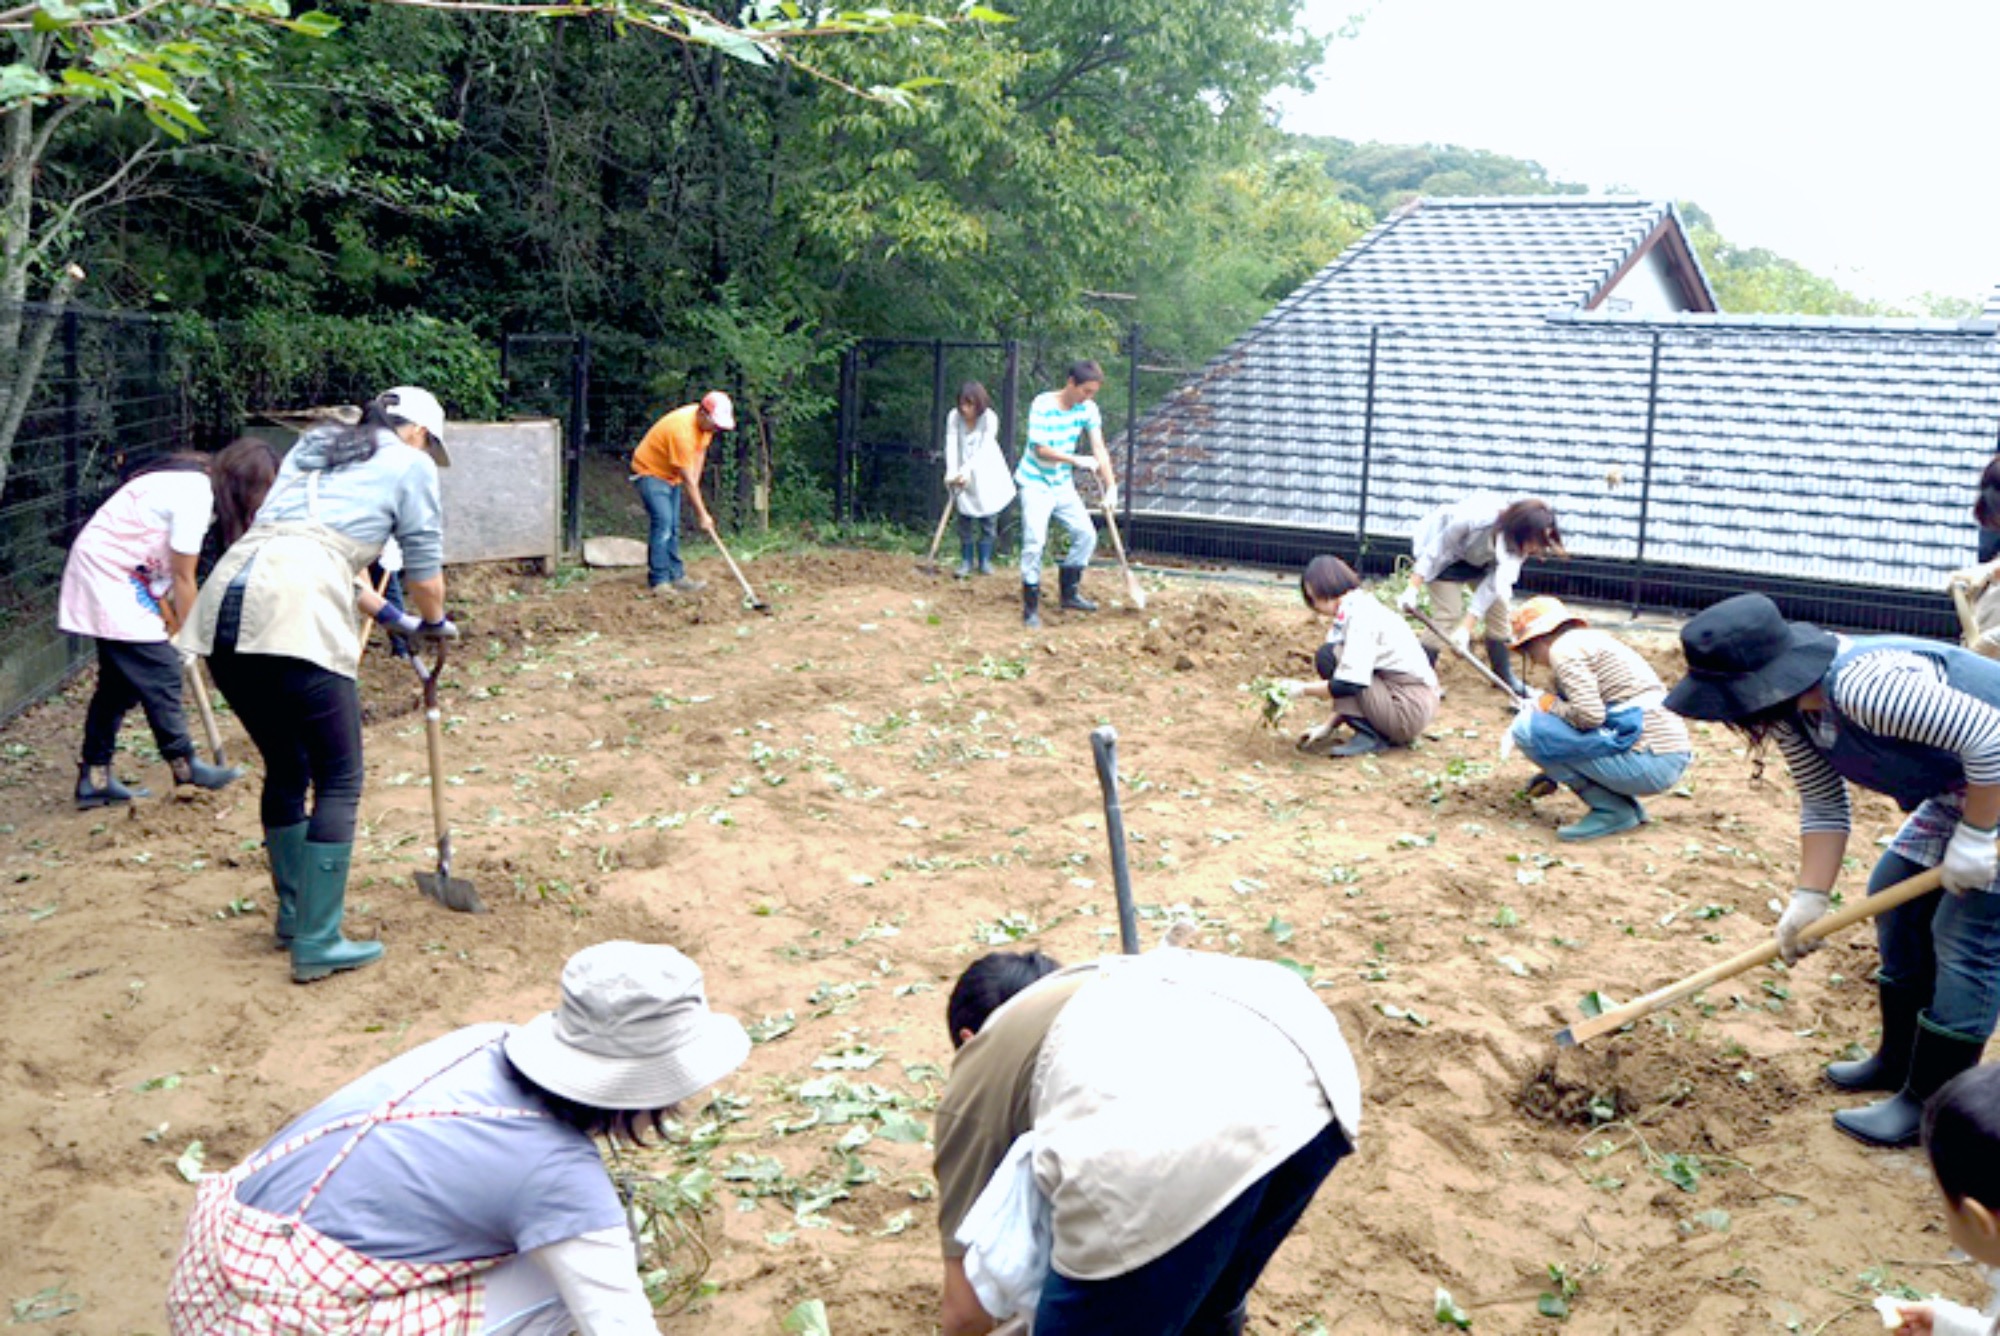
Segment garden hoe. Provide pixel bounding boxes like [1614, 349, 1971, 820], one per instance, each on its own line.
[1410, 608, 1524, 700]
[915, 494, 956, 576]
[1099, 496, 1147, 611]
[1554, 866, 1942, 1047]
[185, 658, 228, 766]
[712, 532, 772, 614]
[1089, 725, 1142, 955]
[410, 640, 487, 914]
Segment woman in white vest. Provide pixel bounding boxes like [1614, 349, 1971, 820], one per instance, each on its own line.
[178, 387, 456, 984]
[944, 380, 1014, 578]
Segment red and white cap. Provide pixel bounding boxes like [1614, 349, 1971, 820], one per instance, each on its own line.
[700, 391, 736, 431]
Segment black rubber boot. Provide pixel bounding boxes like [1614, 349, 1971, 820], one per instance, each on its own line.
[1022, 581, 1041, 629]
[75, 763, 150, 809]
[290, 841, 385, 984]
[1825, 982, 1926, 1092]
[171, 754, 245, 792]
[1059, 565, 1097, 613]
[1484, 637, 1529, 696]
[1328, 719, 1388, 756]
[266, 822, 308, 952]
[1832, 1013, 1986, 1148]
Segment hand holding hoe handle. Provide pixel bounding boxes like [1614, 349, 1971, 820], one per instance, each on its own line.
[1555, 867, 1943, 1047]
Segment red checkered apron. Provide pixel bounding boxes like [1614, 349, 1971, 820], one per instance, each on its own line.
[167, 1038, 553, 1335]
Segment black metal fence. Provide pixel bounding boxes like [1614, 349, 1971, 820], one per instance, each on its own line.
[0, 303, 182, 721]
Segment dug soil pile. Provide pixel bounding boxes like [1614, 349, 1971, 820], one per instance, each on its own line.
[0, 550, 1985, 1333]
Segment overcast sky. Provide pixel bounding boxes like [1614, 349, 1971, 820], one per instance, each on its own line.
[1277, 0, 1997, 308]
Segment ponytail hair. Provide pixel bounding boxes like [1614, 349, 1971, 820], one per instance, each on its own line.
[319, 398, 403, 470]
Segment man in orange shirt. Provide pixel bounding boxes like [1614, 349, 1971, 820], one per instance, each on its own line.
[630, 391, 733, 593]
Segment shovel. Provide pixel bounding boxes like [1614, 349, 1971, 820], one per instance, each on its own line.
[1088, 725, 1142, 955]
[711, 531, 771, 614]
[915, 493, 957, 576]
[1099, 492, 1147, 611]
[1555, 867, 1942, 1047]
[410, 640, 487, 914]
[1409, 608, 1524, 700]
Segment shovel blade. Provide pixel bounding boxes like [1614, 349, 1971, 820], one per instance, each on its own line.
[416, 870, 488, 914]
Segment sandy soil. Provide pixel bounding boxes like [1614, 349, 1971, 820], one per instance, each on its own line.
[1, 548, 1993, 1335]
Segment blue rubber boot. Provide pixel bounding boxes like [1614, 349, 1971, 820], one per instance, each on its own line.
[266, 822, 308, 951]
[290, 841, 384, 984]
[1558, 781, 1643, 842]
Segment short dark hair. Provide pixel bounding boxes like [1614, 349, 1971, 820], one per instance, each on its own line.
[947, 950, 1062, 1048]
[1066, 360, 1104, 388]
[1498, 498, 1565, 559]
[1301, 554, 1361, 606]
[1975, 455, 2000, 530]
[1923, 1063, 2000, 1209]
[958, 381, 991, 417]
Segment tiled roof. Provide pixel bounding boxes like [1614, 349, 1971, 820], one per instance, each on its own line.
[1130, 206, 2000, 595]
[1261, 196, 1708, 328]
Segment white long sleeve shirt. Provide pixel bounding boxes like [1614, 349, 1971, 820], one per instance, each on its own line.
[1409, 494, 1521, 620]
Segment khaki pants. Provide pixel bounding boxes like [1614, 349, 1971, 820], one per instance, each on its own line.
[1332, 669, 1441, 745]
[1421, 577, 1511, 650]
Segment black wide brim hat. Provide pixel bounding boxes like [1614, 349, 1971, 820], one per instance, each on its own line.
[1663, 592, 1838, 722]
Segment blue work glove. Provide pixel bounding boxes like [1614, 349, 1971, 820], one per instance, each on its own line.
[412, 616, 460, 646]
[374, 603, 422, 636]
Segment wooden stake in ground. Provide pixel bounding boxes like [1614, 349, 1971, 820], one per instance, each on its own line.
[1555, 867, 1943, 1046]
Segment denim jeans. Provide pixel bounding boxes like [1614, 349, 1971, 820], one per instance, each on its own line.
[1511, 713, 1689, 798]
[1868, 850, 2000, 1038]
[632, 475, 684, 586]
[957, 512, 998, 567]
[1031, 1121, 1350, 1336]
[1018, 483, 1096, 587]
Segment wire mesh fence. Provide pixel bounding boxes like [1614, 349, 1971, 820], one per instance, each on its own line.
[0, 303, 183, 721]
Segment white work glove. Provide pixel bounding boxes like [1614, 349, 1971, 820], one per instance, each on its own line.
[1448, 621, 1473, 657]
[1100, 480, 1119, 511]
[177, 646, 199, 671]
[1272, 678, 1313, 698]
[947, 473, 967, 490]
[1395, 584, 1422, 614]
[1775, 888, 1830, 964]
[378, 535, 404, 574]
[1941, 820, 1999, 894]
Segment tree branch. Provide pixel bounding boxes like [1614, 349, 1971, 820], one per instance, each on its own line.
[25, 140, 157, 269]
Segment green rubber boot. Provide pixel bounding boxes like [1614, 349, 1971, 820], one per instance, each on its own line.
[1558, 781, 1643, 842]
[266, 822, 308, 952]
[290, 841, 384, 984]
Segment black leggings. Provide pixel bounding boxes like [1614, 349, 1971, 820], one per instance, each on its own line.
[81, 639, 193, 766]
[206, 648, 364, 843]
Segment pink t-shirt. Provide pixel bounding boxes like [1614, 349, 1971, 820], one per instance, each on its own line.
[57, 471, 213, 642]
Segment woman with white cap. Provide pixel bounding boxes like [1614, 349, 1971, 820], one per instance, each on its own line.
[177, 387, 458, 983]
[166, 939, 751, 1334]
[1664, 592, 2000, 1147]
[1505, 595, 1691, 841]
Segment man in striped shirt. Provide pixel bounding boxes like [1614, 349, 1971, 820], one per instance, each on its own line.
[1015, 360, 1117, 629]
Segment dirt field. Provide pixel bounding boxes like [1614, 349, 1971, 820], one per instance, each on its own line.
[2, 547, 1993, 1335]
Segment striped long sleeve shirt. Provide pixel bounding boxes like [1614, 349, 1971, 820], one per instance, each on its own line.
[1544, 629, 1690, 757]
[1778, 645, 2000, 834]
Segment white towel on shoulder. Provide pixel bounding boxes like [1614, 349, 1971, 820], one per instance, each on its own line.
[955, 1132, 1050, 1329]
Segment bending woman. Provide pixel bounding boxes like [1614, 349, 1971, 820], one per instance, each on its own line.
[167, 940, 749, 1334]
[1505, 596, 1691, 841]
[1397, 493, 1565, 695]
[1665, 592, 2000, 1147]
[178, 388, 456, 984]
[1286, 555, 1440, 757]
[58, 450, 270, 807]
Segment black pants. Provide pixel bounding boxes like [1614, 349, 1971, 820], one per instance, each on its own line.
[207, 648, 364, 843]
[81, 639, 193, 766]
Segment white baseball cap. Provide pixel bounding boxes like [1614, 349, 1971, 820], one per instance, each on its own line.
[379, 386, 451, 467]
[699, 391, 737, 432]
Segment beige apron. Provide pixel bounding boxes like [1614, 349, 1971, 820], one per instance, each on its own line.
[177, 472, 381, 680]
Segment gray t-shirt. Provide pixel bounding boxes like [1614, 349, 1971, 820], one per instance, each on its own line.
[237, 1024, 625, 1262]
[257, 425, 445, 580]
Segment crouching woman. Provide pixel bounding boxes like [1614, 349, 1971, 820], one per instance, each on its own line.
[933, 946, 1361, 1335]
[1289, 555, 1440, 757]
[1506, 596, 1692, 841]
[166, 941, 748, 1335]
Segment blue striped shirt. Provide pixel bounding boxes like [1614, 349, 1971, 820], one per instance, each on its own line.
[1776, 644, 2000, 835]
[1015, 391, 1101, 491]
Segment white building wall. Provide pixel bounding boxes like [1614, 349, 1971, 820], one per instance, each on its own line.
[1597, 246, 1693, 315]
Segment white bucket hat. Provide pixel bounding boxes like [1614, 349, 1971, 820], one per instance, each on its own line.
[378, 385, 452, 467]
[505, 941, 750, 1110]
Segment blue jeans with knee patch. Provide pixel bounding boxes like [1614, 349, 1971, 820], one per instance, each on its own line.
[1868, 850, 2000, 1039]
[1018, 483, 1096, 587]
